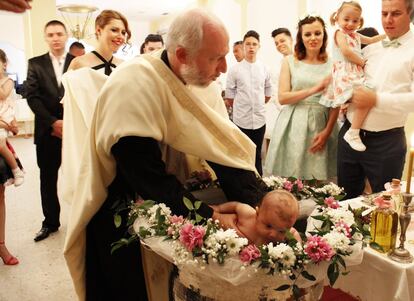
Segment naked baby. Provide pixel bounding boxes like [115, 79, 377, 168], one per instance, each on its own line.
[211, 190, 300, 246]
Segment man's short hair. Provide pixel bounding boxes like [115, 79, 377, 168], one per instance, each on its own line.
[145, 34, 164, 45]
[243, 30, 260, 42]
[69, 41, 85, 50]
[233, 40, 243, 47]
[271, 28, 291, 38]
[44, 20, 67, 32]
[165, 9, 226, 57]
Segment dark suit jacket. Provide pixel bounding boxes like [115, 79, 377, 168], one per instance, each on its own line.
[25, 53, 74, 144]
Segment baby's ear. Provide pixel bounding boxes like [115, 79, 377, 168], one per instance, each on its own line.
[255, 206, 259, 215]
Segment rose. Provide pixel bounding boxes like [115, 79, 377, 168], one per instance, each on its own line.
[283, 181, 293, 192]
[239, 244, 261, 264]
[179, 223, 205, 252]
[295, 179, 304, 191]
[324, 196, 340, 209]
[169, 215, 185, 225]
[304, 235, 334, 263]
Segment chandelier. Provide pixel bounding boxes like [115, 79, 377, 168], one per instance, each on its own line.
[57, 4, 98, 40]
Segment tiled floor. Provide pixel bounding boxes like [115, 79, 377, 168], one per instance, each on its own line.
[0, 137, 76, 301]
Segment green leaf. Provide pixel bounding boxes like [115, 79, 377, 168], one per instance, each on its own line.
[328, 262, 339, 286]
[183, 197, 194, 210]
[275, 284, 290, 291]
[301, 270, 316, 281]
[370, 241, 385, 252]
[114, 214, 122, 228]
[110, 238, 129, 254]
[194, 201, 202, 210]
[139, 200, 156, 210]
[195, 213, 203, 223]
[292, 285, 301, 300]
[311, 215, 327, 221]
[110, 243, 124, 254]
[342, 271, 350, 276]
[336, 255, 347, 269]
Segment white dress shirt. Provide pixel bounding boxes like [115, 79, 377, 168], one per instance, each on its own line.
[347, 30, 414, 131]
[225, 60, 272, 130]
[49, 52, 67, 86]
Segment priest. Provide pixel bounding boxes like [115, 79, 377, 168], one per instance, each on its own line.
[64, 8, 264, 301]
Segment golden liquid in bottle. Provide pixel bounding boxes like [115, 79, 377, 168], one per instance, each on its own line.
[370, 208, 398, 253]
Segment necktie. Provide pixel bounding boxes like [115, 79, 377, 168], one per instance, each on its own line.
[382, 39, 401, 48]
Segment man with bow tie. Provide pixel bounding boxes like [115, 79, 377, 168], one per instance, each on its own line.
[338, 0, 414, 199]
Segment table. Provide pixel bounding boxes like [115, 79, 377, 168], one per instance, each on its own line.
[334, 198, 414, 301]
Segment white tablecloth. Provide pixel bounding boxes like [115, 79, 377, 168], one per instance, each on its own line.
[335, 197, 414, 301]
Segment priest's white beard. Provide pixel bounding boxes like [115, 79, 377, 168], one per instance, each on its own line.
[180, 63, 210, 88]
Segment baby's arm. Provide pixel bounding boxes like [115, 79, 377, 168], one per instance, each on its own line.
[289, 227, 302, 242]
[210, 202, 239, 214]
[336, 30, 365, 67]
[0, 78, 13, 101]
[359, 33, 386, 45]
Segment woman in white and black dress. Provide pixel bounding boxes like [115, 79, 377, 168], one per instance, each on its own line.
[59, 10, 131, 205]
[68, 9, 130, 74]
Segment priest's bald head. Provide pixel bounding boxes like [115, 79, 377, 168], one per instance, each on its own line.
[165, 8, 229, 87]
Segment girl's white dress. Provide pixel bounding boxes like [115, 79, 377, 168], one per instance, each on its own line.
[0, 77, 16, 138]
[319, 28, 365, 108]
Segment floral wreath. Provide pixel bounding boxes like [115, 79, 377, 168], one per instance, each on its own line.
[112, 177, 370, 300]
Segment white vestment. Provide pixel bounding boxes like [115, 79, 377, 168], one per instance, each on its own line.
[59, 68, 107, 204]
[63, 52, 257, 300]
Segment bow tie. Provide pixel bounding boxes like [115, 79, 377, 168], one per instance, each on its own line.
[382, 39, 401, 48]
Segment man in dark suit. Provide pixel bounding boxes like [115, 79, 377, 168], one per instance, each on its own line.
[26, 20, 74, 242]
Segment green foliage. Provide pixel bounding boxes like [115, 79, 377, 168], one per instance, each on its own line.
[275, 284, 290, 291]
[301, 270, 316, 281]
[328, 261, 340, 286]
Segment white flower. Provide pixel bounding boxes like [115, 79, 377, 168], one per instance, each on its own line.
[323, 232, 351, 251]
[315, 183, 343, 196]
[262, 176, 285, 189]
[226, 237, 248, 255]
[147, 203, 171, 223]
[214, 228, 239, 242]
[324, 207, 355, 226]
[267, 242, 296, 268]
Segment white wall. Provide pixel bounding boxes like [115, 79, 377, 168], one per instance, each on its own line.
[0, 11, 27, 83]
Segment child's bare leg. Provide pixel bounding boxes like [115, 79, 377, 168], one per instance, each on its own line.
[350, 107, 370, 129]
[0, 139, 17, 169]
[0, 138, 24, 186]
[344, 107, 371, 152]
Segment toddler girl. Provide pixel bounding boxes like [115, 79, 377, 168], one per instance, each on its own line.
[0, 50, 23, 186]
[319, 1, 385, 151]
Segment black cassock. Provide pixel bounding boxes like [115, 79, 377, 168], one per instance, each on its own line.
[85, 136, 265, 301]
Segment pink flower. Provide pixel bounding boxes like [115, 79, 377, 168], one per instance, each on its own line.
[324, 196, 340, 209]
[335, 221, 352, 238]
[169, 215, 185, 225]
[167, 226, 174, 236]
[295, 179, 304, 191]
[305, 235, 334, 263]
[179, 223, 205, 252]
[283, 181, 293, 192]
[239, 244, 261, 264]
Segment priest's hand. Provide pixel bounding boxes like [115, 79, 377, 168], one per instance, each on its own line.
[51, 119, 63, 138]
[0, 0, 32, 13]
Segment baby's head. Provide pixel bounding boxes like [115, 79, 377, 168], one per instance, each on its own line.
[330, 1, 364, 32]
[255, 190, 299, 243]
